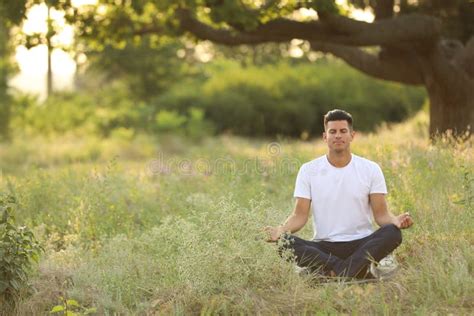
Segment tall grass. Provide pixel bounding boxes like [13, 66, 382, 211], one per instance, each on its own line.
[0, 111, 472, 314]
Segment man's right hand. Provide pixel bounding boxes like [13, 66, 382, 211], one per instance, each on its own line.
[263, 226, 286, 242]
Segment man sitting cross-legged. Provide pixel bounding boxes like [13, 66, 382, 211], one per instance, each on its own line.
[264, 109, 413, 279]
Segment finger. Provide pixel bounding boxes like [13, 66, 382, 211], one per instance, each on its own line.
[402, 215, 411, 223]
[267, 234, 277, 242]
[401, 218, 409, 227]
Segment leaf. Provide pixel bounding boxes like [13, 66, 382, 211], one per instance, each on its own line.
[50, 305, 65, 313]
[84, 307, 97, 315]
[1, 209, 8, 224]
[9, 279, 20, 290]
[66, 299, 80, 307]
[0, 280, 9, 293]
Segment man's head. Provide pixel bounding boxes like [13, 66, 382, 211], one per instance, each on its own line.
[324, 109, 353, 131]
[323, 109, 355, 154]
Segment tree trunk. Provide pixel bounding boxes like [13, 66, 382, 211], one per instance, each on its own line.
[0, 19, 10, 139]
[46, 5, 53, 97]
[426, 81, 474, 137]
[423, 44, 474, 137]
[47, 40, 52, 97]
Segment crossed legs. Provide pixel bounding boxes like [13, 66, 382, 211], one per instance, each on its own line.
[279, 224, 402, 278]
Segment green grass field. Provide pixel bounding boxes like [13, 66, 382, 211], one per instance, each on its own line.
[1, 112, 472, 315]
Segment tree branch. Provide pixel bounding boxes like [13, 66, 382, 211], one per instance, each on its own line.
[176, 8, 442, 48]
[309, 42, 424, 85]
[134, 25, 163, 36]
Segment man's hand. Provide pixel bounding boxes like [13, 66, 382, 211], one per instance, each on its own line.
[263, 226, 285, 242]
[263, 198, 310, 242]
[394, 212, 413, 229]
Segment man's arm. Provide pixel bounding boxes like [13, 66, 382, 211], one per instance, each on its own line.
[370, 193, 413, 229]
[264, 197, 311, 242]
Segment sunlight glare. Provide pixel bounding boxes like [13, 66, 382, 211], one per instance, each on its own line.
[336, 0, 375, 23]
[12, 3, 83, 96]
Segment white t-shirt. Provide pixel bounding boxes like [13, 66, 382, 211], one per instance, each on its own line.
[294, 154, 387, 242]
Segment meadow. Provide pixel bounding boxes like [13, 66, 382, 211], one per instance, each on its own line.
[0, 111, 472, 315]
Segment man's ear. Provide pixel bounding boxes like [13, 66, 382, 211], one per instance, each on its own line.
[323, 132, 327, 142]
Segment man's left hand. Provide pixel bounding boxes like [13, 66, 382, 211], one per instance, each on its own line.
[395, 212, 413, 229]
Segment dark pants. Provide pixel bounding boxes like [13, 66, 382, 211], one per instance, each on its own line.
[279, 224, 402, 279]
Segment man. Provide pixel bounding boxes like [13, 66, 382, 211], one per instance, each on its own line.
[264, 109, 413, 279]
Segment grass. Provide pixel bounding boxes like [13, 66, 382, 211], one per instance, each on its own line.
[0, 111, 473, 315]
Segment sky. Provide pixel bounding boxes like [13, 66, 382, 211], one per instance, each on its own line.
[10, 1, 374, 100]
[10, 0, 95, 99]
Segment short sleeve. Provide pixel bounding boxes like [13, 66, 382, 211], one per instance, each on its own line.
[294, 164, 312, 199]
[370, 163, 388, 194]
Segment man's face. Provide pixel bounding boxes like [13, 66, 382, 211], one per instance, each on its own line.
[323, 120, 355, 153]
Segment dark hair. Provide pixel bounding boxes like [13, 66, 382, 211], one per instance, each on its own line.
[324, 109, 353, 130]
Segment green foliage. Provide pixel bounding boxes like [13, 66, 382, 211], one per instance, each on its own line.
[155, 110, 187, 131]
[86, 37, 194, 100]
[50, 297, 96, 316]
[0, 18, 14, 140]
[186, 107, 215, 140]
[155, 108, 214, 140]
[157, 59, 426, 137]
[0, 194, 42, 311]
[11, 60, 425, 139]
[66, 0, 341, 49]
[12, 85, 147, 137]
[0, 0, 28, 25]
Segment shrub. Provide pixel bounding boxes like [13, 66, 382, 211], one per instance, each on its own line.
[10, 60, 426, 139]
[0, 195, 42, 312]
[11, 83, 147, 137]
[155, 108, 214, 140]
[155, 110, 187, 131]
[203, 60, 425, 137]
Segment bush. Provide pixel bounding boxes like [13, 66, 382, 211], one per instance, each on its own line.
[10, 60, 426, 139]
[11, 83, 147, 137]
[155, 108, 214, 140]
[0, 195, 42, 312]
[200, 60, 425, 137]
[155, 110, 187, 131]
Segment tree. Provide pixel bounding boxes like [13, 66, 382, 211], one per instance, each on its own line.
[0, 19, 11, 139]
[20, 0, 73, 97]
[83, 37, 195, 101]
[69, 0, 473, 137]
[0, 0, 28, 139]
